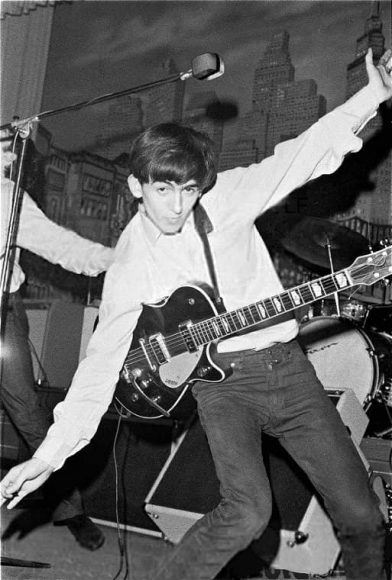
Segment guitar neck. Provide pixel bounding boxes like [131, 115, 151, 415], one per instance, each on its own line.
[190, 268, 353, 346]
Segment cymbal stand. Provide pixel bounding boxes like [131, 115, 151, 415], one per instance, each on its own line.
[326, 237, 341, 317]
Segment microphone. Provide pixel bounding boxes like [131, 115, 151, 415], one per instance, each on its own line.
[180, 53, 224, 81]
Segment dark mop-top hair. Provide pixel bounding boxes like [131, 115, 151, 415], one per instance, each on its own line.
[129, 123, 217, 193]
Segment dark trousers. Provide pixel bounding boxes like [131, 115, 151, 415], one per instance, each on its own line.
[151, 340, 385, 580]
[0, 291, 83, 522]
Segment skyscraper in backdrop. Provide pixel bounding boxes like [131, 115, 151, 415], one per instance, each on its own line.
[219, 30, 326, 171]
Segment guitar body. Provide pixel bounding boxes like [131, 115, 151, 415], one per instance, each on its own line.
[114, 285, 229, 420]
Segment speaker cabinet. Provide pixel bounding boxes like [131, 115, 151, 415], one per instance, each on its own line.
[145, 389, 369, 576]
[0, 408, 27, 466]
[25, 299, 85, 389]
[77, 412, 176, 535]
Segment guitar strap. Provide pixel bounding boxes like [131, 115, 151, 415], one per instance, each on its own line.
[194, 203, 224, 309]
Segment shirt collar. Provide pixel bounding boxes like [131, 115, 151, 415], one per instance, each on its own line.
[139, 203, 195, 245]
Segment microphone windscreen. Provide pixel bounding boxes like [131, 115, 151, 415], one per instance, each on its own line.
[191, 53, 224, 80]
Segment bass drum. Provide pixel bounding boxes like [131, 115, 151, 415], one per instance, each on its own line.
[298, 316, 392, 410]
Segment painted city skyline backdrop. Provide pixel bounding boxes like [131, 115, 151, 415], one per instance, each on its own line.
[40, 0, 392, 153]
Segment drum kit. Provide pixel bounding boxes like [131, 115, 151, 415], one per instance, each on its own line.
[282, 217, 392, 439]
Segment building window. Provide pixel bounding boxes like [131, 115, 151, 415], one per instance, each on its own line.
[82, 174, 112, 197]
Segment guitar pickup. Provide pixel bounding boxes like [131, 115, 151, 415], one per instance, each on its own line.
[179, 321, 198, 353]
[149, 333, 170, 364]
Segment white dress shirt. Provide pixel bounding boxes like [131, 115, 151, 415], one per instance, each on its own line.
[1, 180, 114, 290]
[34, 85, 379, 470]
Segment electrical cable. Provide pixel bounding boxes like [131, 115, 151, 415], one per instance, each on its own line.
[111, 412, 130, 580]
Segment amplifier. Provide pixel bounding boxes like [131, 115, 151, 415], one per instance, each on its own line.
[25, 299, 84, 389]
[25, 300, 99, 389]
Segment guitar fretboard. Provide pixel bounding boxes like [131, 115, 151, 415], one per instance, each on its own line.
[189, 269, 351, 345]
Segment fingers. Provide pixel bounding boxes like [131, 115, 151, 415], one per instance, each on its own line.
[0, 463, 27, 501]
[379, 48, 392, 67]
[366, 47, 392, 71]
[5, 493, 23, 510]
[0, 494, 10, 508]
[0, 459, 54, 510]
[365, 48, 375, 77]
[365, 47, 392, 103]
[7, 486, 33, 510]
[378, 49, 392, 78]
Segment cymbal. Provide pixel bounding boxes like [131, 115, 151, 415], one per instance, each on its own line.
[281, 217, 370, 270]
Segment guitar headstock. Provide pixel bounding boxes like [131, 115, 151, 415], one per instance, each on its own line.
[349, 245, 392, 286]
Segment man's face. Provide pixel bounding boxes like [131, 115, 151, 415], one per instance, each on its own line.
[139, 179, 201, 235]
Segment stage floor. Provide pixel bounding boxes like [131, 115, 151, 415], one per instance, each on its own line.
[1, 506, 350, 580]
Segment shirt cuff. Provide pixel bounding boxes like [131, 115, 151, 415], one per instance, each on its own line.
[33, 436, 77, 471]
[339, 84, 379, 134]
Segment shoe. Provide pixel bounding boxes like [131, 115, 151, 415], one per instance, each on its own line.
[54, 514, 105, 551]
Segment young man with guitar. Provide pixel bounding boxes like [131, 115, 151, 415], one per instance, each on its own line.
[1, 48, 392, 580]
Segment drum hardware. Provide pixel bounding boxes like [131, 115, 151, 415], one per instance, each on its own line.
[372, 376, 392, 406]
[382, 378, 392, 406]
[373, 425, 392, 438]
[302, 297, 369, 325]
[340, 298, 368, 324]
[366, 399, 392, 438]
[364, 305, 392, 337]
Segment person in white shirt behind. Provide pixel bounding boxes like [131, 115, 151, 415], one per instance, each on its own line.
[0, 133, 114, 549]
[1, 48, 392, 579]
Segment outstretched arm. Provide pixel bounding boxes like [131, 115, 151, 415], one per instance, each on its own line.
[18, 193, 115, 276]
[218, 47, 392, 218]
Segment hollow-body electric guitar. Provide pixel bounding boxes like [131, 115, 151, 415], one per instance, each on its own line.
[114, 246, 392, 420]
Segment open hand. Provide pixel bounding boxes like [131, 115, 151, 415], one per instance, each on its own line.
[0, 130, 17, 176]
[366, 48, 392, 104]
[0, 458, 54, 509]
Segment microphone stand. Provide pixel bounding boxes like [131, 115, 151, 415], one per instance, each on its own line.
[0, 57, 215, 132]
[0, 125, 31, 339]
[1, 74, 181, 131]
